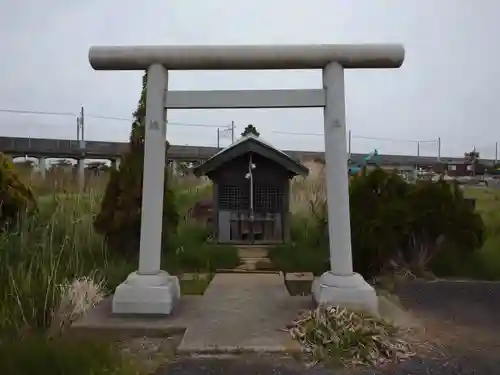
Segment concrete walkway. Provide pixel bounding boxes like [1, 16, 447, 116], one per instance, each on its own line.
[177, 273, 310, 353]
[72, 273, 311, 353]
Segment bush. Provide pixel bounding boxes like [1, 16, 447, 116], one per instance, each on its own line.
[281, 168, 485, 279]
[269, 213, 329, 275]
[94, 71, 179, 259]
[0, 153, 37, 231]
[270, 243, 329, 275]
[406, 180, 484, 270]
[349, 169, 411, 278]
[349, 169, 484, 278]
[163, 220, 240, 273]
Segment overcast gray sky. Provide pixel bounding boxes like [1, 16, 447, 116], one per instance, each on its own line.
[1, 0, 499, 158]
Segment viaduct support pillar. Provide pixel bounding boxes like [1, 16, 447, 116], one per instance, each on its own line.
[77, 158, 85, 192]
[111, 158, 121, 170]
[171, 160, 178, 176]
[39, 157, 47, 180]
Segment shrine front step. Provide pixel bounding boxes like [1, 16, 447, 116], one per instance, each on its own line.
[237, 246, 273, 271]
[237, 257, 272, 271]
[237, 246, 271, 259]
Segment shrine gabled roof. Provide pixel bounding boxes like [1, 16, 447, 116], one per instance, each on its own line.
[193, 134, 309, 177]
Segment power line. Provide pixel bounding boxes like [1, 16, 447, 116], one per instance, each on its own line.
[86, 114, 130, 121]
[89, 114, 226, 128]
[273, 130, 437, 144]
[354, 135, 437, 144]
[273, 131, 323, 136]
[0, 108, 76, 117]
[87, 114, 230, 128]
[0, 107, 231, 129]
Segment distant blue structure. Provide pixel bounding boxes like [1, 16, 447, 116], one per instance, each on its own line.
[348, 149, 380, 175]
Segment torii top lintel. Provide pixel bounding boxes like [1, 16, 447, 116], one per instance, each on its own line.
[88, 44, 405, 71]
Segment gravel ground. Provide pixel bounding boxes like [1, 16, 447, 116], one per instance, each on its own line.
[159, 353, 500, 375]
[393, 279, 500, 329]
[159, 280, 500, 375]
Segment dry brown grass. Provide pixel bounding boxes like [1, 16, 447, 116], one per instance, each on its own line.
[291, 161, 326, 216]
[16, 166, 110, 195]
[49, 276, 105, 336]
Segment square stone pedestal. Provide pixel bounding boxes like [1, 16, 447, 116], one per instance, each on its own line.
[312, 271, 379, 316]
[112, 271, 180, 315]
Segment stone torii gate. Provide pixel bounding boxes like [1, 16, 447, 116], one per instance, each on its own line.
[88, 44, 405, 315]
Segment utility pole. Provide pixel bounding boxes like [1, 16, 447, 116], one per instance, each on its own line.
[416, 141, 420, 157]
[348, 130, 352, 159]
[77, 117, 80, 142]
[495, 141, 498, 166]
[472, 145, 477, 177]
[78, 106, 86, 192]
[80, 106, 85, 146]
[437, 137, 441, 162]
[217, 128, 220, 148]
[231, 121, 235, 143]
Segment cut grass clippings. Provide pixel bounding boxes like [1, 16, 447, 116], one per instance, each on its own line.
[288, 305, 415, 369]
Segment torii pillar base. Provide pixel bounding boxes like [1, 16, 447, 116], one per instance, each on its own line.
[112, 271, 180, 315]
[312, 272, 378, 315]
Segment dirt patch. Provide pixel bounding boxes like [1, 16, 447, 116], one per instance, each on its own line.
[285, 280, 311, 296]
[162, 353, 320, 375]
[118, 334, 183, 374]
[284, 275, 313, 296]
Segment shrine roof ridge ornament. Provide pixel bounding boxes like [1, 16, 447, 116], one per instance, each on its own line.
[88, 44, 405, 71]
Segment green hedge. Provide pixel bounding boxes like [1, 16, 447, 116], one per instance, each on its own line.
[0, 153, 37, 231]
[271, 168, 485, 279]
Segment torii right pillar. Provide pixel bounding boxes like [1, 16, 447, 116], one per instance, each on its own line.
[312, 61, 382, 315]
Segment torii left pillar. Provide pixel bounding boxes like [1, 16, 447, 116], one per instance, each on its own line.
[112, 64, 180, 314]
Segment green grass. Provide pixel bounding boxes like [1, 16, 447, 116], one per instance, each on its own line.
[180, 276, 213, 295]
[4, 166, 500, 374]
[0, 186, 236, 334]
[0, 193, 111, 335]
[0, 171, 236, 375]
[0, 334, 137, 375]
